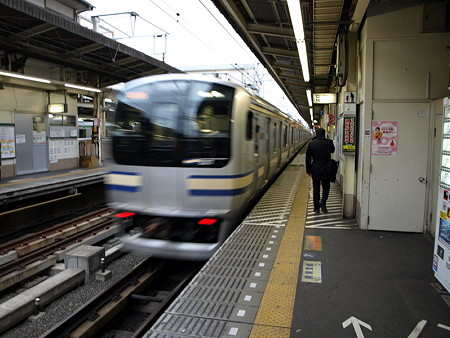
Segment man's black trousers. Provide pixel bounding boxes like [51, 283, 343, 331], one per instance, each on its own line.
[312, 178, 331, 209]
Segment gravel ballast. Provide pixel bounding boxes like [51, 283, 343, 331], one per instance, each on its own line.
[1, 251, 150, 338]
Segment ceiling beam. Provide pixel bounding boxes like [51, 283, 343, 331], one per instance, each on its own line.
[7, 23, 54, 41]
[279, 73, 304, 81]
[262, 47, 298, 58]
[65, 42, 103, 56]
[272, 62, 301, 71]
[247, 23, 294, 39]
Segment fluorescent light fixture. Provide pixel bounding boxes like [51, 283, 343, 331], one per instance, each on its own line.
[65, 83, 101, 92]
[287, 0, 310, 82]
[310, 108, 314, 121]
[0, 70, 51, 84]
[306, 89, 312, 106]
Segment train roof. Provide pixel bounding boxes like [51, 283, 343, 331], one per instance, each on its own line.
[122, 73, 240, 91]
[120, 73, 305, 127]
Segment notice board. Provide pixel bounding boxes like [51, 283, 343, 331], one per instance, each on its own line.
[0, 124, 16, 159]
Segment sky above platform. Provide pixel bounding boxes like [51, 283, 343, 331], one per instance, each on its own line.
[85, 0, 256, 68]
[84, 0, 305, 123]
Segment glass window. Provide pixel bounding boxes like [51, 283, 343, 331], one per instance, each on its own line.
[246, 111, 253, 140]
[112, 80, 233, 167]
[63, 115, 76, 126]
[283, 125, 287, 147]
[181, 82, 233, 166]
[49, 114, 63, 126]
[273, 123, 277, 153]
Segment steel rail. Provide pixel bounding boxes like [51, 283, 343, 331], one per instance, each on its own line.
[0, 219, 114, 279]
[0, 207, 111, 255]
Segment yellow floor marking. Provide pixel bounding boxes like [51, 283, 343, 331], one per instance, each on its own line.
[250, 167, 310, 337]
[0, 167, 105, 187]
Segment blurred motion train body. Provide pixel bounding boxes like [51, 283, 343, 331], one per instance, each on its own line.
[105, 74, 310, 260]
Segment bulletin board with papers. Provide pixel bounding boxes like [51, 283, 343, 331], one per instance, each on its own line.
[0, 124, 16, 159]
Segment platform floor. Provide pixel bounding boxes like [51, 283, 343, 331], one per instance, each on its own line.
[145, 155, 450, 338]
[0, 166, 106, 203]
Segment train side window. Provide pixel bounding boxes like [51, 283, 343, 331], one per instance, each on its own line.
[246, 111, 253, 140]
[284, 125, 287, 147]
[273, 122, 277, 153]
[255, 123, 260, 153]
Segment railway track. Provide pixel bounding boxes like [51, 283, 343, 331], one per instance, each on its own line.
[0, 208, 119, 294]
[0, 207, 202, 338]
[42, 258, 202, 338]
[0, 207, 112, 256]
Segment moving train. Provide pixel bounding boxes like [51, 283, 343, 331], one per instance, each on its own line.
[105, 74, 311, 260]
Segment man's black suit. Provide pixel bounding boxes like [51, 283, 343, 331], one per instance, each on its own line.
[305, 129, 335, 212]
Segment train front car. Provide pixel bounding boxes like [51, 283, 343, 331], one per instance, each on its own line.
[106, 75, 248, 260]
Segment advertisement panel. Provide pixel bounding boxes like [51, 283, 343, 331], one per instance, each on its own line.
[371, 121, 398, 156]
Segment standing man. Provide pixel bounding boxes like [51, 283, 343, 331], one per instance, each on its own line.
[305, 128, 335, 213]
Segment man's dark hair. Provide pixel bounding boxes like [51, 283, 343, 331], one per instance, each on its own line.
[315, 127, 325, 137]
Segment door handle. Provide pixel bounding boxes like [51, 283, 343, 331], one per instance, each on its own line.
[419, 177, 426, 183]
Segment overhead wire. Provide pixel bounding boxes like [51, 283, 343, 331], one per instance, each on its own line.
[147, 0, 259, 88]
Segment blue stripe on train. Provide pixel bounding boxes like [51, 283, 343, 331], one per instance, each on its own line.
[104, 184, 140, 192]
[108, 171, 141, 176]
[189, 186, 249, 196]
[188, 170, 254, 179]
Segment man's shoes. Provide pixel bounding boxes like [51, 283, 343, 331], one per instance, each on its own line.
[319, 202, 328, 213]
[314, 208, 320, 213]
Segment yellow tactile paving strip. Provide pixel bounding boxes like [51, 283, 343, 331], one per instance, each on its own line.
[250, 167, 309, 337]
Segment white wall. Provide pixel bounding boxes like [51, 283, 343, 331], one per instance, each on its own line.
[356, 3, 450, 231]
[0, 87, 47, 114]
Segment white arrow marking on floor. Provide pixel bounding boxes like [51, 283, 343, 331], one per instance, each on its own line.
[438, 323, 450, 331]
[342, 316, 372, 338]
[407, 320, 427, 338]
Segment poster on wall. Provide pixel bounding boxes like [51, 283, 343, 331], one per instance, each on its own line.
[371, 121, 398, 156]
[0, 124, 16, 159]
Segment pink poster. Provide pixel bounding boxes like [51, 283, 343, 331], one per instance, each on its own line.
[371, 121, 398, 156]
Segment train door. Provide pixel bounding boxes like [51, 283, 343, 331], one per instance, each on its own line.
[368, 102, 430, 232]
[253, 114, 264, 189]
[270, 121, 276, 174]
[265, 118, 271, 181]
[277, 121, 282, 168]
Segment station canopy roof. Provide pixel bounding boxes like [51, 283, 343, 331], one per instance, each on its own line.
[0, 0, 359, 124]
[212, 0, 356, 124]
[0, 0, 182, 89]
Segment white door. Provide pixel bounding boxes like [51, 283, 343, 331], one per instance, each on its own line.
[368, 102, 430, 232]
[15, 114, 34, 175]
[15, 114, 48, 175]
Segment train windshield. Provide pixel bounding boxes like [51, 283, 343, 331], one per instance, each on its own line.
[112, 80, 233, 167]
